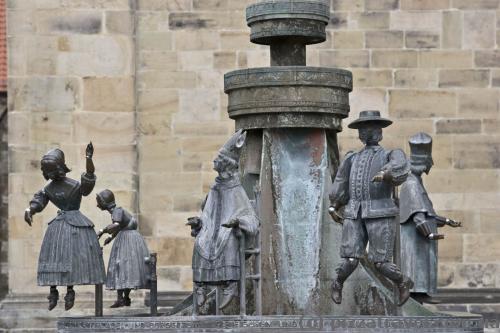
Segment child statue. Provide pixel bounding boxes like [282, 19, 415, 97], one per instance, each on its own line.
[187, 129, 259, 311]
[96, 189, 151, 308]
[24, 143, 106, 311]
[399, 133, 461, 301]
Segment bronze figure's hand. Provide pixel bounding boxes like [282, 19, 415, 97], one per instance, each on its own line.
[447, 219, 462, 228]
[186, 216, 202, 228]
[86, 142, 94, 159]
[428, 233, 445, 241]
[371, 171, 385, 183]
[24, 208, 33, 227]
[97, 229, 104, 239]
[222, 219, 240, 229]
[328, 206, 343, 225]
[104, 236, 113, 246]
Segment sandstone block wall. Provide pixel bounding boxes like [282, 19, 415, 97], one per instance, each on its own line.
[6, 0, 500, 295]
[7, 0, 137, 294]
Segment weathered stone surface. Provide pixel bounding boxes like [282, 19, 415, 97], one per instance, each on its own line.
[438, 264, 455, 287]
[138, 32, 173, 51]
[438, 234, 463, 262]
[453, 135, 500, 169]
[371, 50, 418, 68]
[174, 31, 219, 51]
[351, 12, 389, 29]
[328, 12, 348, 29]
[56, 35, 133, 76]
[9, 77, 80, 112]
[73, 112, 135, 145]
[443, 11, 463, 48]
[483, 118, 500, 134]
[333, 31, 363, 49]
[137, 0, 192, 11]
[452, 0, 500, 9]
[140, 51, 178, 71]
[83, 77, 134, 112]
[458, 90, 498, 117]
[479, 209, 500, 233]
[394, 69, 437, 88]
[405, 31, 440, 48]
[138, 71, 197, 89]
[214, 51, 237, 69]
[365, 0, 398, 10]
[464, 11, 496, 49]
[35, 10, 102, 34]
[390, 11, 442, 30]
[435, 119, 482, 134]
[389, 90, 456, 118]
[439, 69, 490, 88]
[319, 50, 369, 67]
[105, 10, 134, 35]
[464, 234, 500, 262]
[332, 0, 363, 11]
[365, 30, 403, 48]
[351, 69, 392, 87]
[475, 50, 500, 67]
[419, 50, 473, 68]
[401, 0, 451, 10]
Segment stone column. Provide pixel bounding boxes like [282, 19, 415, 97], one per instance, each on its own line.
[224, 0, 353, 315]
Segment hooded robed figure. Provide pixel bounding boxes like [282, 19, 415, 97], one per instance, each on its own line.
[24, 143, 105, 311]
[399, 133, 461, 301]
[188, 129, 259, 311]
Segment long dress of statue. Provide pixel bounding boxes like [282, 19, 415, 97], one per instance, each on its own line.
[399, 132, 461, 301]
[328, 111, 414, 306]
[96, 189, 151, 308]
[188, 129, 259, 311]
[24, 143, 106, 311]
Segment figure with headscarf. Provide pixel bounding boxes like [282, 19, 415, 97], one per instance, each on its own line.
[399, 133, 461, 302]
[24, 143, 105, 311]
[187, 129, 259, 311]
[96, 189, 151, 308]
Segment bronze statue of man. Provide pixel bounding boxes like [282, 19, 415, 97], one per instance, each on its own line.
[399, 133, 461, 302]
[329, 111, 413, 306]
[188, 129, 259, 311]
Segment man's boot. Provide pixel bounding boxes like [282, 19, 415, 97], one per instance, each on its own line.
[219, 281, 238, 310]
[374, 262, 414, 306]
[110, 290, 125, 308]
[330, 280, 343, 304]
[397, 277, 414, 306]
[48, 287, 59, 311]
[331, 258, 359, 305]
[194, 284, 207, 308]
[64, 287, 75, 311]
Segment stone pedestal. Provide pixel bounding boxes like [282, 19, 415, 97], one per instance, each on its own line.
[224, 0, 352, 315]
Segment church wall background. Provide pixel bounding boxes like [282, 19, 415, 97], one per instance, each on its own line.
[6, 0, 500, 296]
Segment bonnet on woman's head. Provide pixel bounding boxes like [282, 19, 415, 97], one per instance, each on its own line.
[41, 148, 71, 173]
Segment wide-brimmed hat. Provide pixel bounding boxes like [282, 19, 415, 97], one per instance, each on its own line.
[348, 110, 393, 129]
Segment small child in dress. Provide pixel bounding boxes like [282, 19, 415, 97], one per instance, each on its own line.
[96, 189, 150, 308]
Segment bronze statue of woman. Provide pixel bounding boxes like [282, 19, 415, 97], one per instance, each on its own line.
[24, 143, 106, 311]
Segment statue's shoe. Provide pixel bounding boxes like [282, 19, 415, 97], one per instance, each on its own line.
[47, 289, 59, 311]
[64, 290, 75, 311]
[397, 277, 414, 306]
[110, 298, 125, 308]
[124, 296, 131, 306]
[330, 280, 343, 305]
